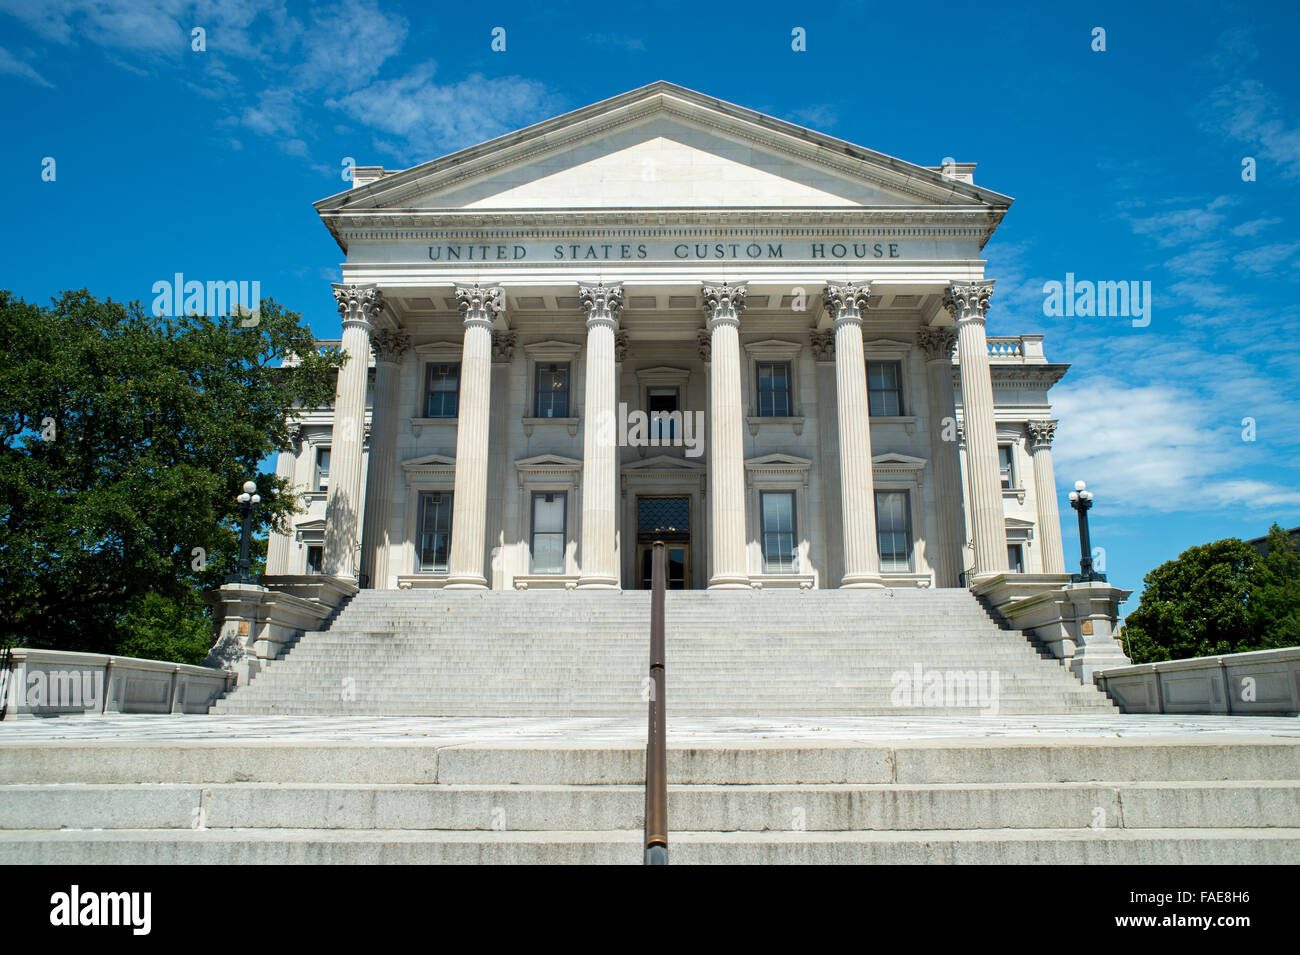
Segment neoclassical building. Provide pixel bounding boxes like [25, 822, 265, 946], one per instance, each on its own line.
[264, 82, 1069, 593]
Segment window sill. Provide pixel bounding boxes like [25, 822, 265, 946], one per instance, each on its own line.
[522, 416, 579, 437]
[1002, 486, 1026, 505]
[881, 572, 933, 588]
[411, 417, 458, 437]
[746, 415, 805, 436]
[750, 573, 816, 590]
[396, 573, 451, 589]
[513, 573, 581, 590]
[869, 415, 917, 435]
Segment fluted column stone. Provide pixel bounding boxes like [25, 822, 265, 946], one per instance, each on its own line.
[578, 282, 622, 589]
[265, 425, 301, 575]
[917, 326, 964, 587]
[702, 283, 749, 589]
[1028, 419, 1066, 574]
[323, 284, 383, 578]
[359, 329, 410, 589]
[825, 283, 883, 588]
[445, 285, 502, 589]
[943, 280, 1008, 579]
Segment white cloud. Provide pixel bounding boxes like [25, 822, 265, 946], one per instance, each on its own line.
[1050, 377, 1300, 514]
[1126, 196, 1234, 247]
[327, 67, 562, 162]
[0, 44, 52, 86]
[1233, 242, 1300, 275]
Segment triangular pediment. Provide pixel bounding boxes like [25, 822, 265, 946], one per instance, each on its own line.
[319, 82, 1010, 216]
[622, 454, 706, 472]
[873, 452, 928, 469]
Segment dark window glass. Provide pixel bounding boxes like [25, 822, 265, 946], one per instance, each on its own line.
[1007, 543, 1024, 573]
[761, 491, 797, 572]
[867, 360, 903, 417]
[418, 491, 454, 572]
[999, 445, 1014, 488]
[531, 492, 566, 574]
[315, 447, 330, 492]
[756, 361, 792, 417]
[306, 545, 323, 575]
[875, 490, 912, 572]
[425, 363, 460, 418]
[534, 362, 570, 418]
[647, 386, 680, 440]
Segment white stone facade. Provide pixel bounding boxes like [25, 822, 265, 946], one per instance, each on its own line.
[267, 83, 1070, 592]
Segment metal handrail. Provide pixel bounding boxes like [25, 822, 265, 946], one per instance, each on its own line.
[644, 541, 668, 865]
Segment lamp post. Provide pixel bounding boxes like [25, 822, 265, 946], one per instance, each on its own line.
[1067, 480, 1106, 582]
[231, 480, 262, 584]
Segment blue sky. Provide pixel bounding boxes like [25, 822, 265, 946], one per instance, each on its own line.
[3, 0, 1298, 606]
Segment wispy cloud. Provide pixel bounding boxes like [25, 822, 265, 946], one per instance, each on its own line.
[0, 43, 51, 86]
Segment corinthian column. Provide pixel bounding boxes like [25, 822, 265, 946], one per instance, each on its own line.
[1027, 419, 1066, 574]
[359, 329, 410, 589]
[702, 283, 749, 589]
[445, 285, 502, 590]
[323, 284, 383, 578]
[917, 325, 963, 587]
[943, 280, 1008, 579]
[825, 283, 883, 588]
[265, 425, 301, 576]
[577, 282, 622, 589]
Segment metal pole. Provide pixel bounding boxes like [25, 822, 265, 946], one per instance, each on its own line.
[644, 540, 668, 865]
[1075, 499, 1093, 578]
[238, 501, 254, 583]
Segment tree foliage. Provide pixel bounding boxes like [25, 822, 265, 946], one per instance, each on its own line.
[0, 289, 343, 659]
[1124, 525, 1300, 663]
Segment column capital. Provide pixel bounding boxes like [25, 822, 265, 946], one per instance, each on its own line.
[701, 283, 746, 329]
[615, 329, 630, 363]
[370, 328, 411, 364]
[942, 280, 995, 325]
[810, 329, 836, 362]
[455, 285, 505, 328]
[823, 282, 871, 325]
[332, 284, 385, 330]
[696, 328, 712, 363]
[578, 282, 624, 328]
[1027, 418, 1058, 450]
[916, 325, 958, 362]
[491, 330, 517, 363]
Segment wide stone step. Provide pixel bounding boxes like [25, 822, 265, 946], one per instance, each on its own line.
[2, 781, 1293, 832]
[4, 827, 1298, 864]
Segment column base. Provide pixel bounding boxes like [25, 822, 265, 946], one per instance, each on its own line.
[444, 575, 488, 591]
[708, 574, 753, 590]
[577, 575, 621, 590]
[840, 573, 885, 589]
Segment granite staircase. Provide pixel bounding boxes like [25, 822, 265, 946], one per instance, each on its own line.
[211, 589, 1115, 717]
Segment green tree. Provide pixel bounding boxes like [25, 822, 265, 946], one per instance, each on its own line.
[0, 289, 343, 660]
[1250, 523, 1300, 649]
[1124, 538, 1257, 663]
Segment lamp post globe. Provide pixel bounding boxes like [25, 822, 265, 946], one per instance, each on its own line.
[1068, 478, 1105, 582]
[232, 478, 263, 585]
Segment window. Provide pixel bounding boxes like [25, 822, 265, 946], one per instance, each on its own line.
[999, 445, 1015, 489]
[647, 386, 680, 441]
[530, 492, 567, 573]
[424, 363, 460, 418]
[756, 361, 792, 417]
[314, 447, 330, 492]
[867, 360, 904, 416]
[1007, 543, 1024, 573]
[306, 545, 323, 574]
[875, 490, 913, 572]
[418, 491, 453, 572]
[760, 491, 797, 573]
[534, 362, 570, 418]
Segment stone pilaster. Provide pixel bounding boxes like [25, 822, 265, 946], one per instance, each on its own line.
[578, 282, 623, 589]
[265, 425, 301, 576]
[702, 283, 749, 589]
[445, 285, 503, 589]
[825, 283, 883, 588]
[1027, 419, 1066, 574]
[323, 284, 383, 578]
[359, 329, 410, 589]
[917, 325, 964, 587]
[943, 280, 1008, 580]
